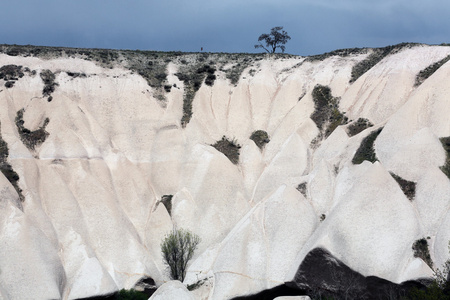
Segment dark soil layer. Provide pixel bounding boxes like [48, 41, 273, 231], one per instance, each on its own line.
[211, 136, 241, 165]
[352, 127, 383, 164]
[390, 172, 416, 200]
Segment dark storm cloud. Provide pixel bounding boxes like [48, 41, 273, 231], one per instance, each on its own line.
[1, 0, 449, 55]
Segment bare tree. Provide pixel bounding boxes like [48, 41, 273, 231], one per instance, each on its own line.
[255, 26, 291, 53]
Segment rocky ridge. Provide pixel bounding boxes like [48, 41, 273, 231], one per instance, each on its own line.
[0, 44, 449, 299]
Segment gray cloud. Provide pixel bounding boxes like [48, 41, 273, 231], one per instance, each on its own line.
[1, 0, 449, 55]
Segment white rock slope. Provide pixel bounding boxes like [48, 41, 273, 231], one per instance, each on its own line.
[0, 44, 449, 299]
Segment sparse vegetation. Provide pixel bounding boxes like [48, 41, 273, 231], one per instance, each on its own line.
[250, 130, 270, 149]
[350, 43, 420, 83]
[415, 55, 450, 86]
[390, 172, 416, 200]
[0, 122, 24, 202]
[15, 109, 50, 150]
[310, 85, 348, 144]
[346, 118, 374, 137]
[0, 45, 292, 127]
[352, 127, 383, 164]
[439, 137, 450, 180]
[187, 277, 209, 291]
[40, 69, 59, 98]
[306, 47, 369, 62]
[66, 71, 87, 78]
[412, 238, 433, 269]
[0, 64, 24, 80]
[0, 64, 25, 88]
[161, 228, 201, 282]
[211, 136, 241, 165]
[175, 62, 217, 126]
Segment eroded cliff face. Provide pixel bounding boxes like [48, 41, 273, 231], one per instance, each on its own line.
[0, 44, 449, 299]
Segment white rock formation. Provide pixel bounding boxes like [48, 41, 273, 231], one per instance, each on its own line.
[149, 280, 195, 300]
[0, 44, 449, 299]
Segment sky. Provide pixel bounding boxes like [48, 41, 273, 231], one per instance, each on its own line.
[1, 0, 450, 56]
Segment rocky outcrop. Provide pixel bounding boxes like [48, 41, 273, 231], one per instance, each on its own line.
[0, 44, 449, 299]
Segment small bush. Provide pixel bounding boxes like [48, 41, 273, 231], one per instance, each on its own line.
[211, 136, 241, 164]
[412, 238, 433, 269]
[352, 127, 383, 164]
[161, 228, 201, 282]
[390, 172, 416, 200]
[4, 81, 14, 88]
[346, 118, 374, 137]
[250, 130, 270, 149]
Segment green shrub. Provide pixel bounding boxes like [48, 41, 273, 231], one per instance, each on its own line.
[211, 136, 241, 164]
[346, 118, 374, 137]
[250, 130, 270, 149]
[161, 228, 201, 282]
[310, 85, 348, 139]
[390, 172, 416, 200]
[412, 238, 433, 269]
[352, 127, 383, 164]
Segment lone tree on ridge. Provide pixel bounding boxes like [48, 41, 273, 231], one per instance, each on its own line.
[255, 26, 291, 53]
